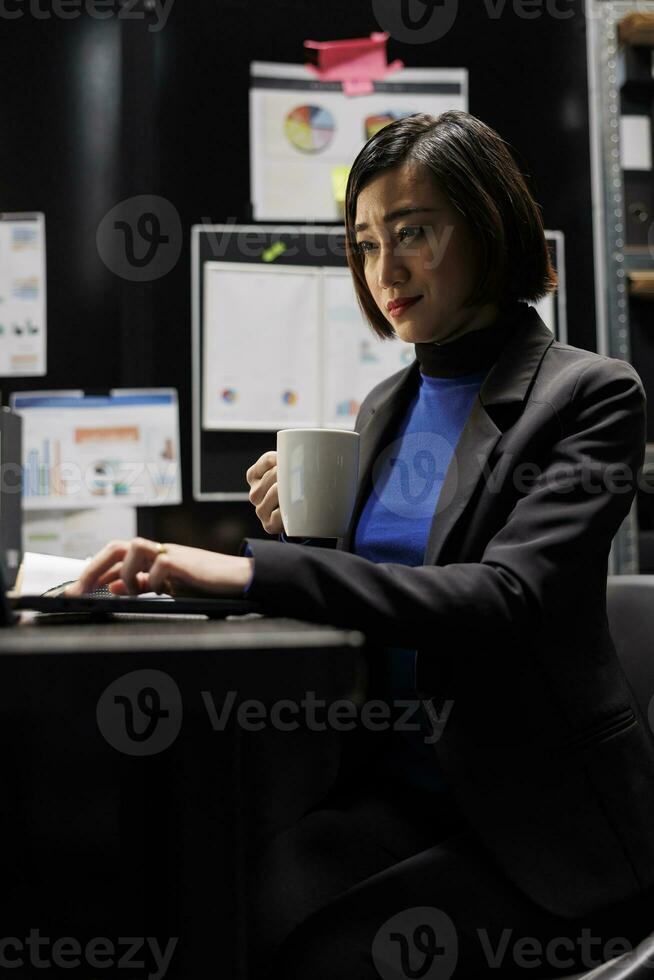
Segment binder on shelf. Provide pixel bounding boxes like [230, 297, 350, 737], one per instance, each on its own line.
[628, 269, 654, 298]
[618, 12, 654, 46]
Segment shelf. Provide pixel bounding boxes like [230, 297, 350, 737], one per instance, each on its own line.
[589, 0, 654, 572]
[623, 247, 654, 272]
[618, 12, 654, 44]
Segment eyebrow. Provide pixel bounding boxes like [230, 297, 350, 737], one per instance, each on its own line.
[353, 207, 441, 233]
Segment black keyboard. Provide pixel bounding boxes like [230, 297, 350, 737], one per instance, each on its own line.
[41, 581, 115, 599]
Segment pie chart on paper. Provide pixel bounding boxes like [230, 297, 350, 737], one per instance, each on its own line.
[365, 110, 416, 140]
[285, 105, 335, 153]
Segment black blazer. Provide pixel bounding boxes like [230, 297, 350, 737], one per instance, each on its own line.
[241, 304, 654, 919]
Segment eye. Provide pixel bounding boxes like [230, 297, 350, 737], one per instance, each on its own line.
[398, 226, 424, 243]
[353, 226, 424, 255]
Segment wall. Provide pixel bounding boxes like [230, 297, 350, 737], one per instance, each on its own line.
[0, 0, 608, 553]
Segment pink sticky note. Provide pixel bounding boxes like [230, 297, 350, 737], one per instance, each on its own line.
[304, 31, 403, 96]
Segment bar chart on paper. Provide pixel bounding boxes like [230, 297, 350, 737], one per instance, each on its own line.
[11, 390, 183, 510]
[24, 439, 63, 498]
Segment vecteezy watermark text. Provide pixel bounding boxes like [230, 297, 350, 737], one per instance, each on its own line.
[0, 932, 177, 978]
[0, 459, 179, 502]
[373, 907, 645, 979]
[478, 927, 634, 972]
[96, 668, 455, 756]
[0, 0, 174, 31]
[1, 441, 648, 521]
[202, 689, 453, 744]
[197, 218, 453, 269]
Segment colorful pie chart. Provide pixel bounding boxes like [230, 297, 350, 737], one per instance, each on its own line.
[364, 110, 415, 140]
[285, 105, 335, 153]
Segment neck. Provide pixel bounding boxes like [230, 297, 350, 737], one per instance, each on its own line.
[414, 301, 527, 378]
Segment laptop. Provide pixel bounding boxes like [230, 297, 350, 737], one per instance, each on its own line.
[2, 567, 262, 624]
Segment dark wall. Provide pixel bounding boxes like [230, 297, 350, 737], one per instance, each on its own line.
[0, 0, 605, 553]
[0, 14, 122, 390]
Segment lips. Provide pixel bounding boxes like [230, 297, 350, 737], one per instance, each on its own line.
[387, 296, 422, 315]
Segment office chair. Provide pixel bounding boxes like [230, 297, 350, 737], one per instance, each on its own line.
[543, 575, 654, 980]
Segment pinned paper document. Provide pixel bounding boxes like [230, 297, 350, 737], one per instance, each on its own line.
[250, 61, 468, 220]
[10, 389, 182, 510]
[0, 213, 47, 376]
[304, 32, 403, 96]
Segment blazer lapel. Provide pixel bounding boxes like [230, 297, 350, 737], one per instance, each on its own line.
[422, 399, 502, 565]
[424, 306, 556, 564]
[339, 305, 556, 562]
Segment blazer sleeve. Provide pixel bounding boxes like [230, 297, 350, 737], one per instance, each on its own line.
[239, 359, 646, 648]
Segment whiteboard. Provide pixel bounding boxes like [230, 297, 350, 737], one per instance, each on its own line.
[192, 224, 566, 500]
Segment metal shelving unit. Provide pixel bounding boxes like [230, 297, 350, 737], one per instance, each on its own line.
[586, 0, 654, 573]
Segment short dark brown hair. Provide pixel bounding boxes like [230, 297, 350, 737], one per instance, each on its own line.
[344, 110, 558, 340]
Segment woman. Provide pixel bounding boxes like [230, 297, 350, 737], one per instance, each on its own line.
[68, 111, 654, 977]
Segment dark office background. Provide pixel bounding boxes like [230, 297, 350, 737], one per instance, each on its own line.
[1, 0, 652, 555]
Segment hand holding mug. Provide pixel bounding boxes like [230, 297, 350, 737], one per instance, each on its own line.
[245, 451, 284, 535]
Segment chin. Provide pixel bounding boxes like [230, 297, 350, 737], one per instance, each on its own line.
[389, 309, 447, 345]
[394, 324, 435, 345]
[393, 328, 416, 344]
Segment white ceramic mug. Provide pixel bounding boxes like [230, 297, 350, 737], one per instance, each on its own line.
[276, 428, 360, 539]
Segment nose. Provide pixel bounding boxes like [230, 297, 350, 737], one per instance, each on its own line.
[377, 243, 408, 290]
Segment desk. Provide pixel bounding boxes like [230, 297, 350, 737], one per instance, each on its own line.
[0, 614, 366, 979]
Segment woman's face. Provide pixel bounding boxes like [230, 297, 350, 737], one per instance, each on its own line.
[353, 161, 498, 344]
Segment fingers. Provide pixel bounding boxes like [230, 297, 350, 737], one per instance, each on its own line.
[66, 540, 131, 595]
[245, 451, 277, 488]
[67, 538, 163, 596]
[247, 464, 277, 508]
[147, 557, 176, 596]
[255, 477, 281, 530]
[96, 562, 124, 588]
[108, 571, 150, 595]
[247, 463, 274, 507]
[267, 506, 284, 536]
[69, 544, 248, 601]
[247, 459, 282, 533]
[120, 538, 161, 595]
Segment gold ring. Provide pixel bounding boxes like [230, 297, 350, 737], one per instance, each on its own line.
[156, 542, 168, 555]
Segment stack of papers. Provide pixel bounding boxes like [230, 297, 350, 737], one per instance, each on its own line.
[16, 551, 89, 596]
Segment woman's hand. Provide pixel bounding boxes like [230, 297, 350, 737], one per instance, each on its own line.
[63, 538, 253, 598]
[246, 451, 284, 535]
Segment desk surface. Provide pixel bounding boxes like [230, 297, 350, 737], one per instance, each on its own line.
[2, 610, 366, 654]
